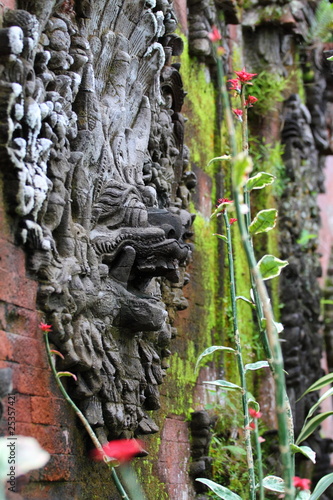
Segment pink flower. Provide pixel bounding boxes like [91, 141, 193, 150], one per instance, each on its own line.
[229, 218, 238, 225]
[258, 436, 265, 443]
[234, 68, 257, 83]
[248, 422, 256, 430]
[39, 322, 52, 333]
[91, 439, 144, 463]
[249, 408, 262, 419]
[293, 476, 311, 491]
[208, 26, 222, 42]
[245, 95, 258, 107]
[232, 108, 243, 121]
[227, 79, 241, 92]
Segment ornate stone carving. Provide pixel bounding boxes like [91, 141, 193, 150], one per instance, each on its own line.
[0, 1, 195, 441]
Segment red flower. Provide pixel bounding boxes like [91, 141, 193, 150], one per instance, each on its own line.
[249, 408, 262, 419]
[208, 26, 222, 42]
[293, 476, 311, 491]
[249, 422, 256, 430]
[91, 439, 144, 463]
[39, 322, 52, 333]
[227, 79, 241, 92]
[232, 108, 243, 121]
[245, 95, 258, 107]
[217, 198, 233, 206]
[234, 68, 257, 83]
[229, 218, 238, 225]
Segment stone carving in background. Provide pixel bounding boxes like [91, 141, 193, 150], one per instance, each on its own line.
[0, 0, 196, 442]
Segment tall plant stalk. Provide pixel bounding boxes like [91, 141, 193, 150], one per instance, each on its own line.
[223, 211, 256, 500]
[215, 52, 295, 499]
[43, 333, 131, 500]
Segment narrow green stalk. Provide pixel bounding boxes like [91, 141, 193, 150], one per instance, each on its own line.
[216, 52, 295, 498]
[253, 420, 264, 500]
[240, 86, 249, 155]
[43, 333, 130, 500]
[223, 211, 256, 500]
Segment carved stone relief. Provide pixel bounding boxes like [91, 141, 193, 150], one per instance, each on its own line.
[0, 0, 196, 441]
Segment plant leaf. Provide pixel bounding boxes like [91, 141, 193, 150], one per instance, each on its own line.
[203, 380, 242, 390]
[195, 346, 235, 372]
[57, 371, 77, 382]
[223, 445, 247, 457]
[245, 361, 269, 373]
[261, 318, 284, 334]
[307, 387, 333, 419]
[296, 412, 333, 445]
[291, 444, 316, 464]
[207, 155, 232, 166]
[213, 233, 228, 243]
[309, 472, 333, 500]
[246, 172, 275, 191]
[249, 209, 278, 235]
[247, 392, 260, 412]
[257, 254, 288, 280]
[196, 478, 242, 500]
[262, 475, 285, 493]
[298, 372, 333, 400]
[50, 349, 65, 359]
[233, 151, 253, 187]
[297, 491, 311, 500]
[236, 296, 255, 308]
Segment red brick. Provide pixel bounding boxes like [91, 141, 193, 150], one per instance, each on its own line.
[0, 206, 15, 244]
[160, 416, 189, 443]
[36, 454, 77, 482]
[15, 423, 73, 455]
[1, 303, 40, 338]
[31, 397, 68, 426]
[2, 394, 31, 424]
[0, 269, 37, 310]
[0, 330, 48, 368]
[12, 364, 55, 397]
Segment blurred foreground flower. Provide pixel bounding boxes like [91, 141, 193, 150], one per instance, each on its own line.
[0, 436, 50, 480]
[293, 476, 311, 491]
[208, 26, 222, 42]
[91, 439, 144, 463]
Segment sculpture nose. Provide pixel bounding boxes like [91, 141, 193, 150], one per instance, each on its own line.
[160, 224, 177, 239]
[147, 208, 183, 240]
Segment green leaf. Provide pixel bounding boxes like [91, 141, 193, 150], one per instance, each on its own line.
[223, 445, 247, 457]
[307, 387, 333, 419]
[247, 392, 260, 412]
[203, 380, 242, 391]
[261, 318, 284, 334]
[327, 55, 333, 61]
[262, 475, 285, 493]
[297, 229, 317, 246]
[196, 478, 242, 500]
[296, 411, 333, 445]
[211, 200, 234, 219]
[298, 372, 333, 400]
[50, 349, 65, 359]
[236, 295, 255, 308]
[245, 361, 269, 373]
[233, 151, 253, 187]
[213, 233, 228, 243]
[291, 444, 316, 464]
[249, 209, 278, 235]
[297, 491, 311, 500]
[57, 371, 77, 382]
[309, 472, 333, 500]
[246, 172, 275, 191]
[207, 155, 232, 166]
[257, 254, 288, 280]
[195, 346, 235, 372]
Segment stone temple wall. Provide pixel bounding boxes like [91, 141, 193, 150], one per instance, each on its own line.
[0, 0, 333, 499]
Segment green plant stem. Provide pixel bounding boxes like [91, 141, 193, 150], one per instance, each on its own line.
[241, 86, 249, 155]
[44, 333, 130, 500]
[253, 420, 264, 500]
[223, 211, 256, 500]
[216, 53, 295, 498]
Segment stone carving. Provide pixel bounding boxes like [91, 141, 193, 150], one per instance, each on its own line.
[0, 1, 195, 441]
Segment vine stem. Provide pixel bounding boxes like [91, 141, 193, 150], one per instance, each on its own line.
[223, 211, 256, 500]
[43, 333, 130, 500]
[253, 419, 264, 500]
[216, 53, 295, 498]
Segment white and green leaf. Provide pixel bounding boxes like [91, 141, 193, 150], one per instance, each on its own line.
[299, 372, 333, 400]
[309, 472, 333, 500]
[291, 444, 316, 464]
[213, 233, 228, 243]
[296, 412, 333, 445]
[246, 172, 275, 191]
[203, 380, 242, 391]
[195, 346, 235, 372]
[245, 361, 269, 373]
[196, 478, 242, 500]
[249, 209, 278, 235]
[306, 387, 333, 419]
[257, 254, 288, 280]
[262, 475, 285, 493]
